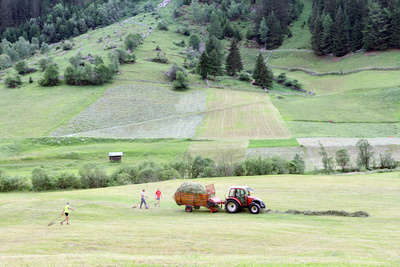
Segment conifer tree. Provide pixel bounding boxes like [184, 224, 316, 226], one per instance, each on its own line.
[208, 11, 223, 39]
[311, 14, 324, 55]
[350, 19, 364, 52]
[389, 8, 400, 48]
[332, 7, 349, 56]
[258, 17, 269, 48]
[196, 52, 210, 79]
[363, 3, 390, 51]
[253, 53, 273, 88]
[266, 12, 283, 49]
[321, 13, 333, 54]
[225, 38, 243, 76]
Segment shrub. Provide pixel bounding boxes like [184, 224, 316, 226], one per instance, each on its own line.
[166, 62, 187, 81]
[188, 34, 201, 50]
[55, 172, 81, 189]
[238, 72, 251, 81]
[157, 21, 168, 31]
[62, 42, 73, 50]
[31, 168, 54, 191]
[38, 57, 56, 71]
[15, 60, 36, 75]
[40, 43, 50, 54]
[0, 54, 12, 70]
[277, 73, 287, 83]
[38, 64, 60, 87]
[173, 71, 188, 90]
[0, 170, 30, 192]
[174, 40, 186, 47]
[125, 33, 142, 51]
[4, 75, 22, 88]
[114, 49, 136, 63]
[151, 52, 169, 64]
[79, 164, 109, 188]
[176, 26, 191, 36]
[380, 153, 397, 169]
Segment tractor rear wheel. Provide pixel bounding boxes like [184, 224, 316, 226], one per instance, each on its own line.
[249, 203, 261, 214]
[225, 200, 240, 213]
[185, 205, 193, 212]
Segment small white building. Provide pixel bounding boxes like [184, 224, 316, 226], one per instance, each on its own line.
[109, 152, 123, 162]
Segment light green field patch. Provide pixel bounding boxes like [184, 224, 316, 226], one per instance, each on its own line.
[248, 138, 300, 148]
[285, 121, 400, 138]
[279, 69, 400, 95]
[0, 83, 106, 138]
[272, 87, 400, 123]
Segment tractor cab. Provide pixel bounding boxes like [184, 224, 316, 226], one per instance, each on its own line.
[225, 186, 265, 214]
[228, 186, 252, 206]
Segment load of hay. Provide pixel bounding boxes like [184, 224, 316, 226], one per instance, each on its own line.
[175, 182, 207, 194]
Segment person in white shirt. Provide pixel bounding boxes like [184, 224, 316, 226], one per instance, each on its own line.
[140, 189, 148, 209]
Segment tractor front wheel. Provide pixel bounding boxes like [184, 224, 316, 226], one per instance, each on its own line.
[185, 205, 193, 212]
[225, 200, 240, 213]
[249, 203, 261, 214]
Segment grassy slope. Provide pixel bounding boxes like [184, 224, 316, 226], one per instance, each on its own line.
[0, 138, 190, 176]
[0, 174, 399, 266]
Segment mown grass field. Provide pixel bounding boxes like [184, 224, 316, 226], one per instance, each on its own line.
[196, 89, 290, 139]
[1, 174, 399, 266]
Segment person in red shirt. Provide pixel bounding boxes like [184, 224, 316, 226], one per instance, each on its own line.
[155, 189, 162, 207]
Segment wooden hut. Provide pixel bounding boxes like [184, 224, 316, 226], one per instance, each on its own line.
[109, 152, 123, 162]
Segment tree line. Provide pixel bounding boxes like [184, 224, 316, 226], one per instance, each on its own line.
[0, 153, 306, 192]
[0, 0, 140, 44]
[310, 0, 400, 56]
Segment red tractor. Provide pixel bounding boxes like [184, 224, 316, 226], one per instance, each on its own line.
[225, 186, 265, 214]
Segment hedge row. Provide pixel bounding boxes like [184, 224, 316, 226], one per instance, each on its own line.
[0, 154, 306, 192]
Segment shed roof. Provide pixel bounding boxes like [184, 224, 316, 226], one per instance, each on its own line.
[109, 152, 123, 157]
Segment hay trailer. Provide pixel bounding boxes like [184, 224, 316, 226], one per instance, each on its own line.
[173, 184, 224, 213]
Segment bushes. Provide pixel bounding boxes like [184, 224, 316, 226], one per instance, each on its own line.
[15, 60, 36, 75]
[4, 75, 22, 88]
[38, 64, 60, 86]
[157, 21, 168, 31]
[79, 164, 109, 189]
[0, 170, 30, 192]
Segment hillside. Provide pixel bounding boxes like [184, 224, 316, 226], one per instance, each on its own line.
[0, 0, 399, 171]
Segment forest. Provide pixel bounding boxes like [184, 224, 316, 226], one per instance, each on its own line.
[310, 0, 400, 56]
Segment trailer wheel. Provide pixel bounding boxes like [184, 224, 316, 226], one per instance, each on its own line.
[225, 200, 240, 213]
[185, 205, 193, 212]
[249, 203, 261, 214]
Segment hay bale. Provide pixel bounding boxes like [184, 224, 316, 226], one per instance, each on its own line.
[175, 182, 207, 194]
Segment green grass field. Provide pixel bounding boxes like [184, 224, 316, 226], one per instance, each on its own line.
[1, 173, 399, 266]
[248, 138, 300, 148]
[0, 138, 190, 176]
[272, 87, 400, 123]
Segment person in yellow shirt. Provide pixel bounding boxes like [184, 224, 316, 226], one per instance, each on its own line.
[61, 202, 74, 225]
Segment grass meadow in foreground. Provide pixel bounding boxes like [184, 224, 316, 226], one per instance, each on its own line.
[0, 173, 399, 266]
